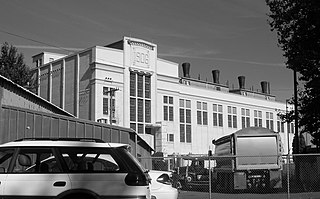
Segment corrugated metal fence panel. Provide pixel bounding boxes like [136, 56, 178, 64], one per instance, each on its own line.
[0, 105, 152, 167]
[0, 105, 132, 145]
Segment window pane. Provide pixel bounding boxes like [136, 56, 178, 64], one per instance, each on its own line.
[218, 114, 223, 127]
[186, 125, 191, 143]
[169, 97, 173, 104]
[186, 110, 191, 123]
[130, 98, 136, 121]
[203, 112, 208, 125]
[130, 123, 136, 131]
[164, 106, 168, 121]
[138, 99, 143, 122]
[233, 107, 237, 114]
[180, 124, 185, 142]
[213, 113, 218, 126]
[180, 109, 184, 123]
[228, 106, 231, 113]
[137, 74, 143, 97]
[179, 99, 184, 107]
[228, 115, 232, 127]
[213, 104, 217, 112]
[163, 96, 168, 104]
[186, 100, 191, 108]
[103, 98, 108, 115]
[246, 109, 250, 116]
[197, 111, 202, 125]
[145, 100, 151, 123]
[103, 87, 109, 95]
[203, 102, 207, 110]
[233, 115, 237, 128]
[130, 73, 136, 97]
[169, 107, 174, 121]
[138, 124, 144, 134]
[145, 75, 150, 99]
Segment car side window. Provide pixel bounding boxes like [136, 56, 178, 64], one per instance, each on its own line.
[59, 148, 120, 173]
[0, 148, 15, 173]
[12, 148, 62, 173]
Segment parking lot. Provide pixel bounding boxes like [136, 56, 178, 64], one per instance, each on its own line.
[178, 190, 320, 199]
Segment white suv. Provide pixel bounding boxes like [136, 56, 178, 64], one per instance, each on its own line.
[0, 138, 151, 199]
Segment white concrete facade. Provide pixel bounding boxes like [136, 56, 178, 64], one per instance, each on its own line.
[32, 37, 294, 157]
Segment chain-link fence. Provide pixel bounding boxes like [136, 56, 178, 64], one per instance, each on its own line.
[142, 154, 320, 199]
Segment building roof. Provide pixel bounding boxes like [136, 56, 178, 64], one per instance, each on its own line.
[0, 74, 74, 117]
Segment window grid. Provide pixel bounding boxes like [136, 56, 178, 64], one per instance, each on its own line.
[241, 108, 250, 128]
[129, 72, 151, 134]
[102, 87, 115, 119]
[180, 99, 191, 143]
[254, 110, 262, 127]
[163, 96, 174, 121]
[213, 104, 223, 127]
[266, 112, 274, 130]
[227, 106, 237, 128]
[197, 101, 208, 125]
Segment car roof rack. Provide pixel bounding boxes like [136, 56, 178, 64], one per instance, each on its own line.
[14, 137, 106, 143]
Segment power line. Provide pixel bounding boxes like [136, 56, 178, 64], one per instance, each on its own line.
[0, 28, 75, 54]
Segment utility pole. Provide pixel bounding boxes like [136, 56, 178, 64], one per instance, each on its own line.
[294, 69, 299, 150]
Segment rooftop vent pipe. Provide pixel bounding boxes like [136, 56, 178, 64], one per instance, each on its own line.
[261, 81, 268, 94]
[238, 76, 245, 89]
[182, 62, 190, 78]
[212, 70, 220, 84]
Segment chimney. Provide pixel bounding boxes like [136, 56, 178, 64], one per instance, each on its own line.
[261, 81, 268, 94]
[182, 62, 190, 78]
[238, 76, 245, 89]
[267, 82, 271, 94]
[212, 70, 220, 84]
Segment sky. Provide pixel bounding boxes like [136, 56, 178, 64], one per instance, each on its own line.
[0, 0, 294, 102]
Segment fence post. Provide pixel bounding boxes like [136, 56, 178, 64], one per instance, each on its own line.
[208, 150, 212, 199]
[287, 154, 291, 199]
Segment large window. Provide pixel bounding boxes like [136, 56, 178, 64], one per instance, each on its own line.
[254, 110, 262, 127]
[227, 106, 237, 128]
[241, 108, 250, 128]
[163, 96, 174, 121]
[266, 112, 274, 130]
[180, 99, 191, 143]
[130, 71, 151, 134]
[197, 101, 208, 125]
[103, 87, 115, 120]
[213, 104, 223, 127]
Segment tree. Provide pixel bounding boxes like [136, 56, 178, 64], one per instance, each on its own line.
[0, 42, 34, 88]
[266, 0, 320, 151]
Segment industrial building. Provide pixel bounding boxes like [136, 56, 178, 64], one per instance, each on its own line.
[31, 36, 294, 157]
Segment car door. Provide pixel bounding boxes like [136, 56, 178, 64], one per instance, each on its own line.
[0, 148, 15, 197]
[60, 147, 150, 198]
[4, 148, 71, 197]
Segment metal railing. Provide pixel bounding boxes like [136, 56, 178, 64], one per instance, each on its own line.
[142, 154, 320, 199]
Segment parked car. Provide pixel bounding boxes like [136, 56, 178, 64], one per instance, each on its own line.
[149, 170, 178, 199]
[0, 138, 151, 199]
[173, 156, 215, 191]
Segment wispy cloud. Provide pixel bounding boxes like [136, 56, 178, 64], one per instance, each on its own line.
[15, 45, 83, 52]
[159, 50, 285, 67]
